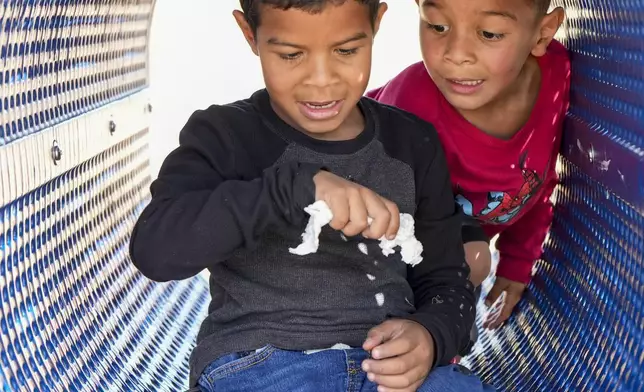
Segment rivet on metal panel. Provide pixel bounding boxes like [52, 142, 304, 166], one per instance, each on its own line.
[109, 120, 116, 135]
[51, 140, 62, 164]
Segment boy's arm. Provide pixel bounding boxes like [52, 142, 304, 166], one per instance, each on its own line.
[404, 132, 476, 366]
[129, 110, 322, 282]
[495, 173, 558, 284]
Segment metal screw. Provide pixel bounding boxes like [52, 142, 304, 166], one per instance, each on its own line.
[51, 140, 62, 164]
[146, 103, 153, 112]
[109, 120, 116, 135]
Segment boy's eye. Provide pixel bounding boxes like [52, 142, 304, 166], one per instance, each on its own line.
[279, 52, 303, 61]
[426, 23, 450, 34]
[480, 31, 505, 41]
[336, 48, 358, 56]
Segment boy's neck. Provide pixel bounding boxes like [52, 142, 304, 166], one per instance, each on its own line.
[457, 56, 542, 140]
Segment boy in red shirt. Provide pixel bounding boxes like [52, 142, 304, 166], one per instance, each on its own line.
[369, 0, 570, 353]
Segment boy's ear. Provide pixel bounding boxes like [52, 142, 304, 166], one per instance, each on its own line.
[373, 3, 388, 36]
[233, 10, 259, 56]
[531, 7, 564, 57]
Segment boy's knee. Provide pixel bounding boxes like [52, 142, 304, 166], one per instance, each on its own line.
[463, 242, 492, 287]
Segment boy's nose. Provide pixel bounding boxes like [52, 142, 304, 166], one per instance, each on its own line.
[305, 56, 340, 87]
[444, 33, 476, 65]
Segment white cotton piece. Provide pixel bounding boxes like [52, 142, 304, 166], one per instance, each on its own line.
[377, 214, 423, 266]
[357, 243, 368, 255]
[290, 201, 423, 266]
[288, 200, 334, 256]
[375, 293, 385, 306]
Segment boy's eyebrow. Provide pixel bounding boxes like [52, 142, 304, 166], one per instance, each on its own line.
[266, 32, 368, 49]
[480, 10, 518, 21]
[422, 1, 518, 21]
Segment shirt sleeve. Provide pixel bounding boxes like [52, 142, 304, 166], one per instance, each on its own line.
[495, 171, 557, 284]
[365, 85, 385, 100]
[461, 214, 490, 244]
[402, 127, 476, 367]
[129, 109, 323, 282]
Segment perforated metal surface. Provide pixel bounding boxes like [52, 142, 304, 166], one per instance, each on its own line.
[463, 1, 644, 391]
[0, 1, 211, 391]
[555, 0, 644, 209]
[0, 128, 210, 391]
[0, 1, 153, 146]
[1, 0, 643, 391]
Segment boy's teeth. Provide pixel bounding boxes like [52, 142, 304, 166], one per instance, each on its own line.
[305, 101, 336, 109]
[453, 80, 482, 86]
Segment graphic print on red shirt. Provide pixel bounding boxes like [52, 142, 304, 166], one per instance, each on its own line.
[368, 41, 570, 284]
[455, 151, 550, 225]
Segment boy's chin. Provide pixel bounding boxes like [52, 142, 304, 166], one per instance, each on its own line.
[443, 93, 492, 113]
[298, 118, 348, 138]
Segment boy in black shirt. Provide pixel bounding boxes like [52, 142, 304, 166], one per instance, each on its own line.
[130, 1, 495, 391]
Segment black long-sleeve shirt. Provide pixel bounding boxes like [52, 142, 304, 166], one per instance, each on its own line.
[129, 89, 476, 386]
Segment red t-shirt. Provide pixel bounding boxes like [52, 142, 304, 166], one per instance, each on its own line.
[368, 41, 570, 284]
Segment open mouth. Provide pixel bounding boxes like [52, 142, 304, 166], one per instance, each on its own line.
[297, 100, 344, 120]
[449, 79, 483, 86]
[446, 79, 484, 94]
[303, 101, 339, 109]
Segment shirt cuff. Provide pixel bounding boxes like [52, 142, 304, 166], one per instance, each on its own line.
[462, 223, 490, 244]
[495, 255, 535, 284]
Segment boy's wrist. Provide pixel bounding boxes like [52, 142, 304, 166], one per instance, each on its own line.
[293, 163, 327, 212]
[401, 314, 448, 367]
[495, 255, 535, 284]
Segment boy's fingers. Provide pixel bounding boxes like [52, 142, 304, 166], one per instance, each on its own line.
[343, 190, 369, 236]
[383, 199, 400, 240]
[362, 193, 390, 239]
[370, 336, 414, 360]
[363, 320, 398, 350]
[328, 196, 350, 231]
[483, 291, 506, 329]
[363, 330, 386, 351]
[487, 305, 510, 330]
[484, 282, 505, 307]
[363, 354, 415, 377]
[492, 293, 521, 329]
[486, 291, 522, 329]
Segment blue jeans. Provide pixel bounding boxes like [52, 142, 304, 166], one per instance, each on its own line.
[197, 345, 496, 392]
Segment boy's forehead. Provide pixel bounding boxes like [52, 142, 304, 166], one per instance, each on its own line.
[256, 2, 373, 42]
[421, 0, 534, 18]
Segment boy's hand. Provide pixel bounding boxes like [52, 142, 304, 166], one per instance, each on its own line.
[482, 276, 526, 329]
[313, 171, 400, 239]
[361, 319, 434, 392]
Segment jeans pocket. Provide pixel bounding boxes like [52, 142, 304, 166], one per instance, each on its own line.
[201, 345, 277, 384]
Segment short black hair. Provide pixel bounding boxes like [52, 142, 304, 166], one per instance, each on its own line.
[239, 0, 381, 33]
[533, 0, 551, 13]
